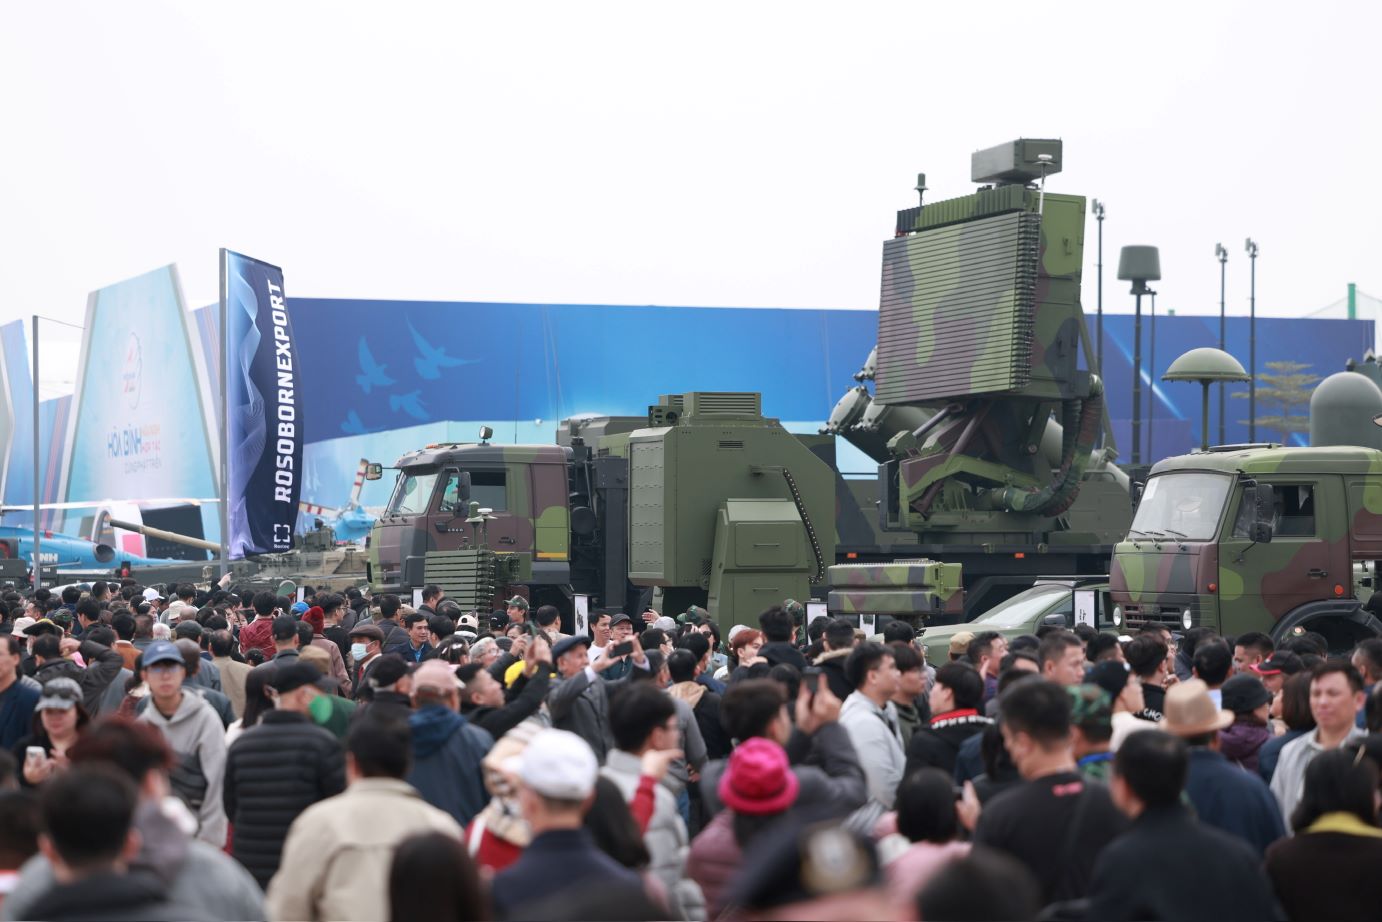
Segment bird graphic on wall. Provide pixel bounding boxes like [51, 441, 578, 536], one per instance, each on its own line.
[340, 410, 367, 435]
[356, 339, 395, 394]
[389, 391, 429, 421]
[408, 323, 475, 379]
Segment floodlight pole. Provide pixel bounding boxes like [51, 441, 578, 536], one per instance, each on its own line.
[1148, 290, 1157, 462]
[1092, 200, 1105, 375]
[1246, 238, 1259, 442]
[1132, 288, 1143, 466]
[30, 315, 40, 589]
[1216, 243, 1228, 444]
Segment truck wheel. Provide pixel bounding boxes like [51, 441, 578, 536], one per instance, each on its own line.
[1296, 613, 1382, 655]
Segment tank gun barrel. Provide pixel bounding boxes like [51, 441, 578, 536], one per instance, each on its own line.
[106, 518, 221, 553]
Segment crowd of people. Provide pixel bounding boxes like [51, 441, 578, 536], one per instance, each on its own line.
[3, 579, 1382, 920]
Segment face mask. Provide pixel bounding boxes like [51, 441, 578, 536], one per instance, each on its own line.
[350, 643, 368, 662]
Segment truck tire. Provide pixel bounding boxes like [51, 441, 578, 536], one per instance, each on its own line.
[1271, 600, 1382, 654]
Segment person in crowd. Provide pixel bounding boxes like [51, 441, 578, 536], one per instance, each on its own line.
[168, 640, 235, 729]
[725, 627, 764, 677]
[532, 604, 566, 643]
[30, 631, 122, 715]
[1087, 659, 1146, 751]
[0, 636, 40, 752]
[457, 636, 553, 739]
[417, 585, 443, 617]
[687, 737, 799, 916]
[1352, 637, 1382, 728]
[223, 661, 346, 888]
[916, 847, 1041, 922]
[667, 648, 731, 761]
[224, 664, 274, 748]
[839, 642, 905, 811]
[548, 633, 647, 762]
[12, 677, 88, 787]
[1192, 639, 1233, 705]
[316, 593, 354, 667]
[905, 661, 990, 778]
[391, 611, 434, 664]
[24, 767, 217, 922]
[587, 610, 612, 662]
[877, 768, 970, 916]
[83, 626, 132, 717]
[173, 622, 220, 693]
[1219, 672, 1274, 772]
[814, 618, 858, 701]
[135, 640, 228, 847]
[1161, 677, 1285, 855]
[601, 683, 702, 920]
[889, 641, 928, 745]
[208, 630, 251, 719]
[583, 775, 664, 907]
[1259, 671, 1316, 783]
[968, 678, 1127, 906]
[490, 729, 644, 920]
[238, 592, 280, 660]
[110, 613, 140, 671]
[353, 655, 413, 722]
[348, 623, 387, 697]
[267, 716, 461, 922]
[301, 605, 353, 695]
[1234, 631, 1275, 675]
[1271, 660, 1367, 819]
[1, 717, 263, 922]
[406, 659, 494, 827]
[967, 631, 1007, 704]
[1037, 630, 1087, 687]
[1124, 633, 1170, 722]
[503, 595, 529, 627]
[699, 676, 866, 819]
[756, 605, 807, 670]
[1069, 684, 1116, 781]
[598, 613, 638, 681]
[371, 594, 410, 651]
[1265, 745, 1382, 921]
[1086, 730, 1282, 921]
[387, 831, 488, 922]
[0, 789, 39, 914]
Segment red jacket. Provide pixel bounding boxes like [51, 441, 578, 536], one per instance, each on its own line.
[238, 618, 276, 660]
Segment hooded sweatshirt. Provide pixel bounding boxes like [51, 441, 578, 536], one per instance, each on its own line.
[406, 705, 494, 826]
[138, 690, 229, 847]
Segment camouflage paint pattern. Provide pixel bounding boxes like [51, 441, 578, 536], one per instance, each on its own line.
[1111, 445, 1382, 641]
[826, 559, 964, 621]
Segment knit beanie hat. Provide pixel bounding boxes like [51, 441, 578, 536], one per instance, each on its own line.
[719, 738, 800, 816]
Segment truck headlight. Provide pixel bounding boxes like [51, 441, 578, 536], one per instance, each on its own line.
[1112, 606, 1122, 626]
[1182, 608, 1193, 630]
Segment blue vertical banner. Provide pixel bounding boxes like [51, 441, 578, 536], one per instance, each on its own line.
[222, 250, 303, 558]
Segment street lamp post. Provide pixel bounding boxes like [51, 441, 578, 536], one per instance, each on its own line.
[1118, 245, 1162, 467]
[1092, 199, 1105, 375]
[1148, 289, 1158, 462]
[1215, 243, 1228, 444]
[1245, 238, 1259, 442]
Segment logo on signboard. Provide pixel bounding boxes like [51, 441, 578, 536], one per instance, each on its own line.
[121, 333, 142, 410]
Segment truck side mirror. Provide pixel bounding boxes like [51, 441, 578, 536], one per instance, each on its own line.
[1245, 482, 1275, 544]
[364, 462, 383, 481]
[456, 471, 472, 508]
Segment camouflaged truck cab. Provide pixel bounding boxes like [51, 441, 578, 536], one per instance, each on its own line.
[1110, 445, 1382, 651]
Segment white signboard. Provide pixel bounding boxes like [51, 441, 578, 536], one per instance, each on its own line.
[859, 614, 877, 635]
[574, 594, 590, 638]
[806, 601, 828, 625]
[412, 588, 424, 609]
[1074, 590, 1097, 628]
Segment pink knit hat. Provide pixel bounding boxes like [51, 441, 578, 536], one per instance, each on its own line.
[718, 738, 800, 815]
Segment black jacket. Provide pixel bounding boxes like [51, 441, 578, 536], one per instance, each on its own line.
[35, 640, 124, 714]
[814, 648, 853, 702]
[466, 664, 552, 739]
[223, 710, 346, 888]
[759, 640, 808, 671]
[905, 710, 993, 778]
[24, 870, 216, 922]
[1087, 805, 1283, 921]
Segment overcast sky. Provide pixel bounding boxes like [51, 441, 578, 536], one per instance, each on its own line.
[4, 1, 1380, 394]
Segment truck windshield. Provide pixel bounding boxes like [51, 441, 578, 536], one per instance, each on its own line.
[386, 470, 440, 516]
[1130, 472, 1232, 541]
[974, 585, 1070, 627]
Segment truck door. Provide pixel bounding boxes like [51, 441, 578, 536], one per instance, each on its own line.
[434, 467, 518, 550]
[1218, 478, 1349, 636]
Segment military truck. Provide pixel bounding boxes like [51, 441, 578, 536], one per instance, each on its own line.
[1109, 447, 1382, 650]
[822, 138, 1131, 617]
[367, 392, 835, 628]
